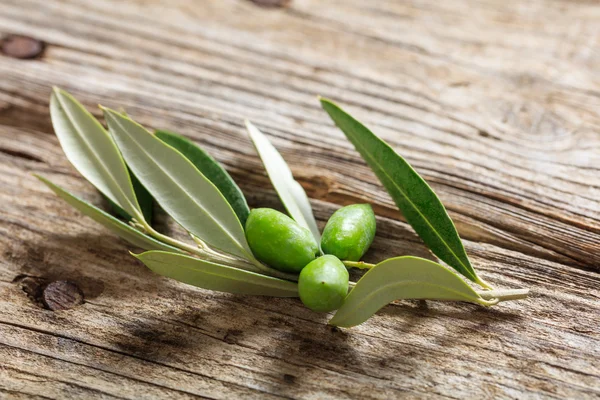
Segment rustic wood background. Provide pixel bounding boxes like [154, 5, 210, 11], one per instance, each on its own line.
[1, 0, 599, 398]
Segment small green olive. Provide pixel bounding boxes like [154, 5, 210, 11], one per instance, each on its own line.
[321, 204, 376, 261]
[245, 208, 319, 273]
[298, 255, 349, 312]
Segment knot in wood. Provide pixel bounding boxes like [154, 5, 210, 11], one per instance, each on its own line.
[1, 35, 45, 59]
[42, 280, 84, 311]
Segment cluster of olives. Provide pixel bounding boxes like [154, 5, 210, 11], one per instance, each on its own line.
[245, 204, 376, 312]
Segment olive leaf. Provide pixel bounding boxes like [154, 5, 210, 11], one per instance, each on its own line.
[329, 256, 497, 327]
[320, 99, 490, 289]
[106, 168, 153, 224]
[50, 87, 143, 221]
[36, 176, 179, 253]
[103, 108, 254, 260]
[135, 251, 299, 297]
[246, 120, 321, 241]
[155, 130, 249, 226]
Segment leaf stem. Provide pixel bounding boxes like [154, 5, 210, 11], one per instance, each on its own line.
[474, 276, 494, 290]
[191, 234, 241, 262]
[343, 261, 376, 270]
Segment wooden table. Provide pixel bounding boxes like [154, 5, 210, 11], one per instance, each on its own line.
[1, 0, 598, 398]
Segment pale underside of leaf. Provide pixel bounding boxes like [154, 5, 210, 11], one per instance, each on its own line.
[320, 99, 485, 286]
[246, 120, 321, 241]
[37, 176, 179, 253]
[154, 130, 250, 226]
[103, 108, 252, 260]
[135, 251, 299, 297]
[329, 257, 495, 327]
[105, 168, 154, 223]
[50, 88, 141, 219]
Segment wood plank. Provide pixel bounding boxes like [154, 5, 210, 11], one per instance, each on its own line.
[0, 0, 598, 398]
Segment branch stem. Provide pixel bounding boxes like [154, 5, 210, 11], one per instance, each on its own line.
[348, 281, 529, 303]
[136, 220, 298, 281]
[476, 288, 529, 302]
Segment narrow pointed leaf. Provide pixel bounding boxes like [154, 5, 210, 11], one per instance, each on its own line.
[330, 257, 496, 327]
[135, 251, 299, 297]
[106, 168, 154, 223]
[49, 88, 142, 220]
[320, 99, 487, 287]
[246, 120, 320, 241]
[131, 171, 153, 222]
[37, 176, 179, 253]
[103, 108, 252, 260]
[155, 130, 249, 225]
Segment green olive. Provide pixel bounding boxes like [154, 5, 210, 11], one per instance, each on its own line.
[321, 204, 376, 261]
[298, 255, 349, 312]
[245, 208, 319, 273]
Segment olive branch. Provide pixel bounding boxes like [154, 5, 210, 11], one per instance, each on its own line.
[38, 88, 528, 328]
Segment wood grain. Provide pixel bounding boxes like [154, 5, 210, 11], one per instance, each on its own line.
[0, 0, 598, 398]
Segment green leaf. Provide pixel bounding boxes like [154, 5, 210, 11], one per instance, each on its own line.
[246, 120, 321, 241]
[36, 176, 179, 253]
[103, 108, 253, 260]
[155, 130, 249, 226]
[329, 257, 497, 327]
[320, 98, 489, 288]
[106, 167, 154, 224]
[131, 170, 153, 222]
[49, 88, 143, 220]
[135, 251, 299, 297]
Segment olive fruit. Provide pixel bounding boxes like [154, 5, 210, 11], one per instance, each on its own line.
[245, 208, 319, 273]
[321, 204, 376, 261]
[298, 255, 349, 312]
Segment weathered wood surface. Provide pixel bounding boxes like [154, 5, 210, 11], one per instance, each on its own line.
[0, 0, 599, 398]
